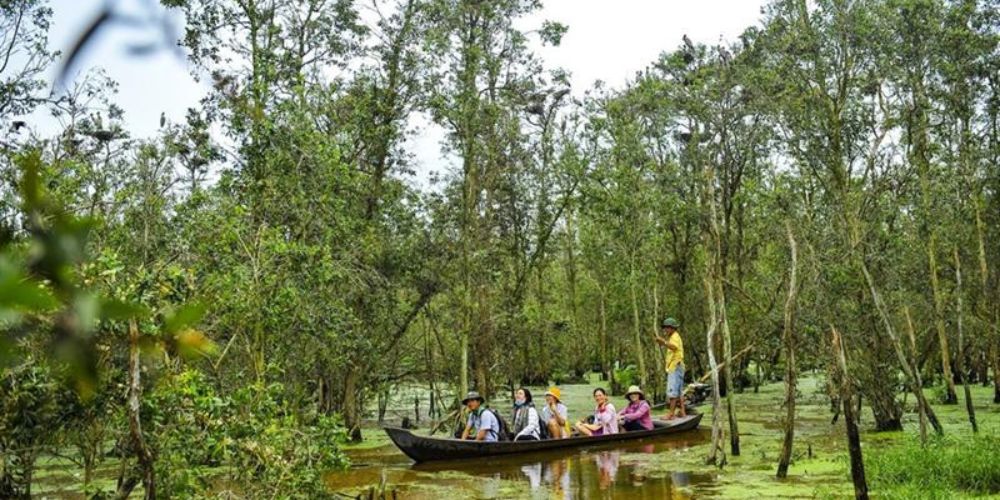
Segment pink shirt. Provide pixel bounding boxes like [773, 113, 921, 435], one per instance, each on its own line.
[618, 400, 653, 430]
[594, 403, 619, 435]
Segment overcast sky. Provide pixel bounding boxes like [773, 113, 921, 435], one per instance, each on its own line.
[27, 0, 767, 186]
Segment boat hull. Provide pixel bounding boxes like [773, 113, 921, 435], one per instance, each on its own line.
[384, 413, 703, 463]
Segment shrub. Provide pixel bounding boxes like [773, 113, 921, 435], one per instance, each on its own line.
[0, 363, 66, 497]
[613, 365, 638, 394]
[148, 369, 349, 498]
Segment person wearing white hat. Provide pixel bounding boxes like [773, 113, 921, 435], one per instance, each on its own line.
[617, 385, 653, 431]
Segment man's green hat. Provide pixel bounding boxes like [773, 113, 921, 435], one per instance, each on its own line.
[661, 317, 679, 329]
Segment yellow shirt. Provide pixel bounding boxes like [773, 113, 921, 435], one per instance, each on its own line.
[665, 331, 684, 372]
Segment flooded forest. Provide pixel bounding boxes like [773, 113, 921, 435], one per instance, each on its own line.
[1, 0, 999, 498]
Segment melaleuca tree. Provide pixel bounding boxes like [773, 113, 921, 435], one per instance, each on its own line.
[422, 0, 567, 398]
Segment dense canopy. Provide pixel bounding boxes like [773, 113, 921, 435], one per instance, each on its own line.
[1, 0, 998, 497]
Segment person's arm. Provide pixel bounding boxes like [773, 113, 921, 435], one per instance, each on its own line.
[554, 405, 567, 426]
[654, 333, 669, 346]
[461, 414, 473, 440]
[588, 408, 609, 429]
[619, 405, 636, 422]
[635, 401, 650, 419]
[476, 428, 488, 441]
[578, 414, 601, 431]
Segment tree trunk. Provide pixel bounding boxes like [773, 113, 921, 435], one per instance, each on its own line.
[993, 341, 1000, 404]
[777, 223, 798, 478]
[910, 72, 957, 405]
[857, 239, 941, 434]
[84, 453, 94, 487]
[703, 137, 738, 456]
[343, 369, 362, 442]
[904, 307, 929, 444]
[721, 290, 739, 455]
[475, 359, 488, 398]
[460, 332, 469, 398]
[599, 289, 609, 380]
[971, 196, 999, 404]
[377, 391, 388, 424]
[127, 319, 155, 500]
[704, 274, 725, 467]
[928, 238, 958, 404]
[630, 261, 647, 388]
[652, 282, 663, 399]
[953, 248, 978, 432]
[564, 209, 579, 340]
[832, 327, 869, 500]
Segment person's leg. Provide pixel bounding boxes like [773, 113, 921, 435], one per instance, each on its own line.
[514, 434, 539, 441]
[666, 368, 683, 419]
[623, 420, 643, 432]
[548, 420, 562, 439]
[675, 366, 687, 417]
[574, 422, 593, 436]
[664, 375, 674, 419]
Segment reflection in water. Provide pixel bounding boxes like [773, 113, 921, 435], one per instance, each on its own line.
[544, 455, 572, 498]
[329, 429, 714, 499]
[594, 450, 618, 490]
[522, 462, 542, 489]
[515, 441, 699, 499]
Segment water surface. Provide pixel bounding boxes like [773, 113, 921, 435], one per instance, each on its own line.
[327, 429, 715, 499]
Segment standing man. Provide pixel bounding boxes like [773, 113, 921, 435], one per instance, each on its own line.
[655, 317, 686, 420]
[460, 391, 499, 441]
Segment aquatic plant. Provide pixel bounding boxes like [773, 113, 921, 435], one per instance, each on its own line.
[868, 435, 1000, 497]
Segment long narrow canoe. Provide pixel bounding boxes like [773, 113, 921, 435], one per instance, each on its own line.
[384, 413, 703, 463]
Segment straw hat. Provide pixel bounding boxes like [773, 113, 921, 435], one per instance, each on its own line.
[625, 385, 645, 398]
[544, 387, 562, 402]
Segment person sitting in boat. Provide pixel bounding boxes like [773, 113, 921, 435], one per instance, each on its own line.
[460, 391, 500, 442]
[617, 385, 653, 431]
[511, 387, 541, 441]
[541, 387, 570, 439]
[574, 387, 618, 436]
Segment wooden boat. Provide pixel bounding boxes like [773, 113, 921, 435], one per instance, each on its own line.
[384, 413, 703, 463]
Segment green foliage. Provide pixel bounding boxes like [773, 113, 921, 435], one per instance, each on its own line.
[868, 435, 1000, 498]
[3, 0, 1000, 496]
[149, 369, 349, 498]
[0, 362, 65, 496]
[613, 365, 639, 394]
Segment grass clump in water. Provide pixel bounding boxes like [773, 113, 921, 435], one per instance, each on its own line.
[868, 434, 1000, 498]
